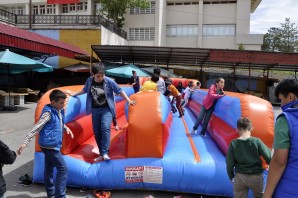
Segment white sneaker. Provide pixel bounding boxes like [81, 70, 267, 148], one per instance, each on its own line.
[94, 156, 103, 162]
[103, 154, 110, 161]
[190, 129, 196, 135]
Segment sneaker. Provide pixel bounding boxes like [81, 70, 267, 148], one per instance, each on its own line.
[190, 129, 196, 135]
[94, 156, 103, 162]
[20, 178, 33, 187]
[103, 154, 110, 161]
[18, 174, 30, 184]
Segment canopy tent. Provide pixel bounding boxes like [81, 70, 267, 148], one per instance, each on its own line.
[0, 49, 53, 110]
[142, 66, 179, 78]
[105, 64, 150, 78]
[62, 62, 90, 73]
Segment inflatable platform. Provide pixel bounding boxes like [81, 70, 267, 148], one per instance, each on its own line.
[32, 78, 274, 197]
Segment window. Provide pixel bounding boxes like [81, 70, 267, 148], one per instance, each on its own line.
[203, 24, 235, 37]
[17, 7, 24, 15]
[166, 25, 198, 37]
[40, 5, 45, 15]
[130, 1, 155, 14]
[33, 6, 38, 15]
[47, 4, 55, 14]
[69, 4, 76, 12]
[77, 2, 83, 11]
[62, 4, 68, 13]
[129, 27, 155, 41]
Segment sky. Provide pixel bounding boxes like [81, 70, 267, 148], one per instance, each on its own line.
[250, 0, 298, 34]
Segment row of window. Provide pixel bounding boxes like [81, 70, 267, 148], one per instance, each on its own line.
[130, 1, 155, 14]
[129, 28, 155, 41]
[166, 24, 235, 37]
[3, 2, 88, 16]
[129, 24, 235, 41]
[167, 1, 236, 6]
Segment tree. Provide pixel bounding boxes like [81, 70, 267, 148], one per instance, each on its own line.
[262, 27, 282, 52]
[279, 18, 298, 52]
[96, 0, 149, 28]
[262, 18, 298, 52]
[238, 43, 245, 50]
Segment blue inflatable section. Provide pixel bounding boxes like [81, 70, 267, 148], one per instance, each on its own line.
[191, 90, 241, 129]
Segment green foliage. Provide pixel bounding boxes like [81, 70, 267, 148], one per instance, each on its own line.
[96, 0, 149, 28]
[262, 18, 298, 52]
[238, 43, 245, 50]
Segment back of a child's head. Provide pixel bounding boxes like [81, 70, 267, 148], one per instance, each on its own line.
[196, 81, 201, 86]
[151, 73, 159, 83]
[153, 67, 161, 75]
[188, 81, 194, 87]
[49, 89, 66, 102]
[91, 62, 105, 75]
[275, 77, 298, 98]
[237, 117, 252, 132]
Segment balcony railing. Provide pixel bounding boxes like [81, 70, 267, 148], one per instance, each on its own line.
[0, 10, 127, 39]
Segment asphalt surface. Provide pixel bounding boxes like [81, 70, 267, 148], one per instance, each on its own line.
[0, 103, 202, 198]
[1, 102, 281, 198]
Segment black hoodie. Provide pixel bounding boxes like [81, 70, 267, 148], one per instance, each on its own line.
[0, 140, 16, 195]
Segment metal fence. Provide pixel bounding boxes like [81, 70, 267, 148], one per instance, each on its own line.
[0, 10, 127, 39]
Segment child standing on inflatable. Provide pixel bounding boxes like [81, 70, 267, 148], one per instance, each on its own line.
[182, 81, 195, 109]
[165, 78, 184, 118]
[226, 117, 271, 198]
[264, 78, 298, 198]
[69, 63, 136, 161]
[191, 77, 225, 136]
[17, 89, 74, 198]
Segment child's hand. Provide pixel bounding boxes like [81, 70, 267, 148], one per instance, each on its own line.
[66, 128, 74, 139]
[17, 144, 26, 155]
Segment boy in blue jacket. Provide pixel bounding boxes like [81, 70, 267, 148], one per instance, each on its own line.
[17, 89, 74, 198]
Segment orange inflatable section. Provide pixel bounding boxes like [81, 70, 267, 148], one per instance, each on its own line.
[127, 91, 171, 158]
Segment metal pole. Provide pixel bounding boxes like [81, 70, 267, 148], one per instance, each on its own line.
[29, 0, 32, 29]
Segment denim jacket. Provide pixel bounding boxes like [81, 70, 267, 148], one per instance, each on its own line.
[83, 76, 122, 117]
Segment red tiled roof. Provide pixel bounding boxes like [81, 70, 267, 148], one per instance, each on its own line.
[0, 23, 88, 59]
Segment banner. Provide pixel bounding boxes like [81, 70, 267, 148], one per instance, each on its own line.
[47, 0, 80, 4]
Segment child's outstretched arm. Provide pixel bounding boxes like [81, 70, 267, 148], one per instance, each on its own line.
[17, 112, 51, 155]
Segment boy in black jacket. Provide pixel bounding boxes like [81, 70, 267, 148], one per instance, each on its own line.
[0, 140, 17, 198]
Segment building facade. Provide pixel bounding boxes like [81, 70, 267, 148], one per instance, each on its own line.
[124, 0, 263, 50]
[0, 0, 263, 65]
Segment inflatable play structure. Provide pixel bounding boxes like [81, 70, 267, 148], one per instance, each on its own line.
[33, 78, 274, 197]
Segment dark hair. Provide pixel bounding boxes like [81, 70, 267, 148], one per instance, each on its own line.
[188, 81, 194, 87]
[153, 67, 161, 75]
[91, 62, 105, 75]
[132, 70, 136, 74]
[275, 78, 298, 98]
[49, 89, 66, 102]
[151, 73, 160, 83]
[164, 78, 172, 86]
[237, 117, 252, 131]
[196, 81, 201, 86]
[215, 77, 224, 83]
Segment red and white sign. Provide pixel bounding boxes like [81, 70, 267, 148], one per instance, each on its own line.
[125, 166, 163, 184]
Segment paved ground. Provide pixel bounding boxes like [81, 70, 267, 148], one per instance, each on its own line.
[1, 103, 281, 198]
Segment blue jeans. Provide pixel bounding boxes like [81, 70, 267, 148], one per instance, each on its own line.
[41, 148, 67, 198]
[193, 105, 215, 135]
[92, 106, 113, 155]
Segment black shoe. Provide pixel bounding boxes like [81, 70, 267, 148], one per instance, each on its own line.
[20, 178, 33, 187]
[18, 174, 30, 184]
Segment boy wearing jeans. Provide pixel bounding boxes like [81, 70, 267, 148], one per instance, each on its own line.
[226, 117, 271, 198]
[17, 89, 74, 198]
